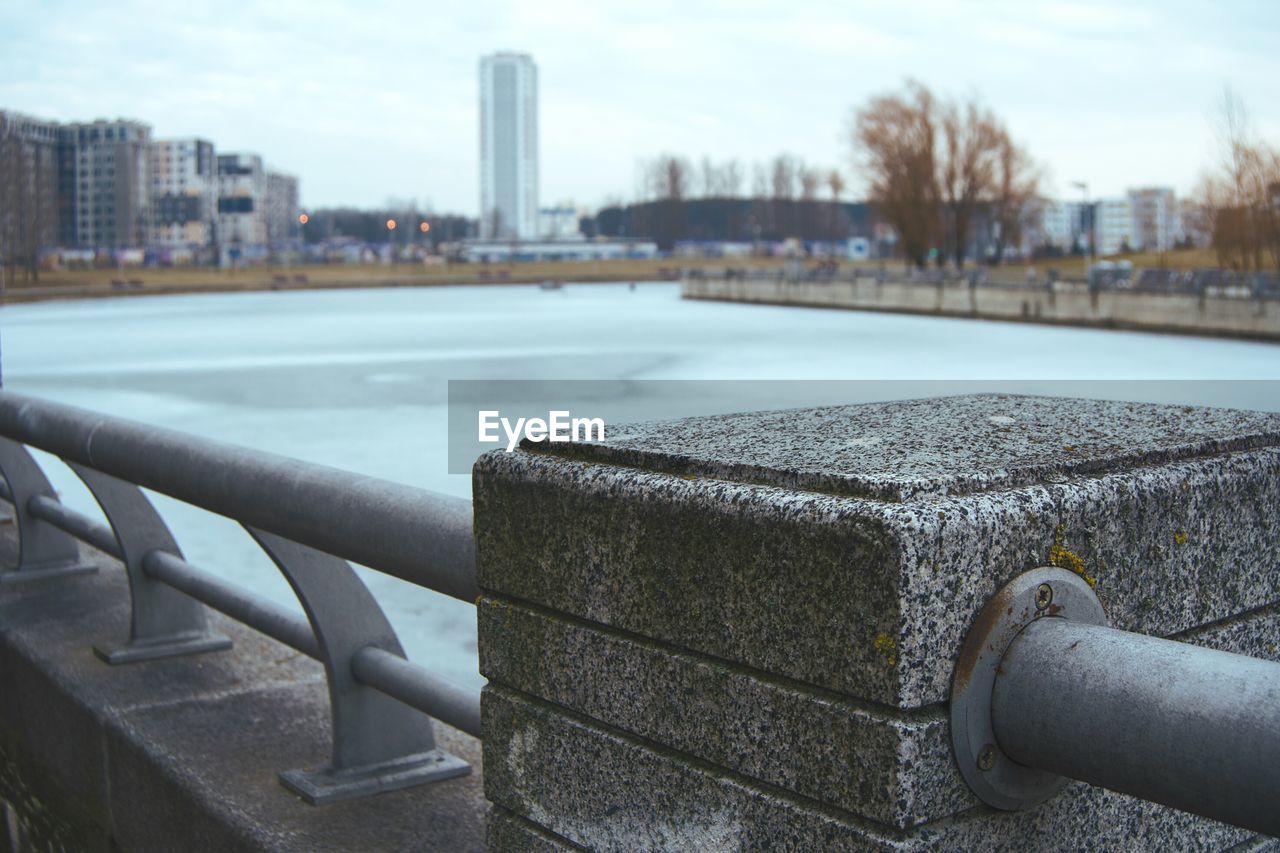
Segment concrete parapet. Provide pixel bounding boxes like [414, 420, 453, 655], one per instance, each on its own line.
[682, 274, 1280, 341]
[474, 394, 1280, 848]
[0, 535, 486, 852]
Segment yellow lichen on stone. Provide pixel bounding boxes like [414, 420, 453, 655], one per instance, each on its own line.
[873, 633, 897, 666]
[1049, 523, 1097, 588]
[1174, 529, 1188, 546]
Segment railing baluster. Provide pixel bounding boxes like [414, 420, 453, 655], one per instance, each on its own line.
[68, 463, 231, 664]
[245, 527, 469, 805]
[0, 437, 97, 583]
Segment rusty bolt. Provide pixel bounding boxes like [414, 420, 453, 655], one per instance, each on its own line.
[977, 744, 998, 772]
[1035, 583, 1053, 610]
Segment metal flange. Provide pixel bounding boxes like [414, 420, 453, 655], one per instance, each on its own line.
[950, 566, 1108, 810]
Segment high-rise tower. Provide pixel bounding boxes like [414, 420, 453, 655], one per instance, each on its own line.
[479, 52, 538, 240]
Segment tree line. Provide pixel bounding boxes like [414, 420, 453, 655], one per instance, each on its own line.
[853, 80, 1041, 268]
[611, 81, 1044, 264]
[600, 153, 856, 250]
[1195, 91, 1280, 272]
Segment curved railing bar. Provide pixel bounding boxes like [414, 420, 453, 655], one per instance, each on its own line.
[0, 437, 96, 582]
[0, 487, 483, 739]
[68, 462, 231, 664]
[0, 391, 477, 602]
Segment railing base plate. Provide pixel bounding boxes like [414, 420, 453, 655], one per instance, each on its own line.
[93, 631, 232, 665]
[0, 561, 98, 585]
[950, 566, 1107, 810]
[279, 748, 471, 806]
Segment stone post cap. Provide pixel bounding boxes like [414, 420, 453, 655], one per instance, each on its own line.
[475, 394, 1280, 709]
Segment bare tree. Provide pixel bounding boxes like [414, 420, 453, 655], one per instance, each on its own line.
[645, 153, 688, 201]
[698, 156, 717, 198]
[988, 129, 1043, 265]
[770, 154, 798, 201]
[1197, 89, 1280, 271]
[643, 153, 691, 250]
[827, 170, 845, 202]
[853, 80, 941, 268]
[940, 98, 1001, 267]
[825, 170, 848, 241]
[721, 160, 743, 198]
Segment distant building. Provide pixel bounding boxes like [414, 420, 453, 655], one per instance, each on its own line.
[0, 110, 62, 256]
[1096, 198, 1134, 256]
[538, 203, 580, 240]
[1127, 187, 1179, 252]
[479, 51, 538, 240]
[265, 171, 300, 244]
[63, 119, 153, 249]
[150, 138, 217, 249]
[217, 153, 267, 248]
[1035, 200, 1088, 253]
[462, 238, 655, 263]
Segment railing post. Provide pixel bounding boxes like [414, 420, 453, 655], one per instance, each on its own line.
[0, 437, 97, 583]
[69, 463, 231, 663]
[473, 394, 1280, 849]
[245, 527, 469, 805]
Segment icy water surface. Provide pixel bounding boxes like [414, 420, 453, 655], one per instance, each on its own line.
[4, 282, 1280, 687]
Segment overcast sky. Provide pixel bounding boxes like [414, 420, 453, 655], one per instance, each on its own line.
[4, 1, 1278, 215]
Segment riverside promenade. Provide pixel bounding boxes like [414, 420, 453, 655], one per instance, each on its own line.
[3, 391, 1279, 849]
[683, 268, 1280, 342]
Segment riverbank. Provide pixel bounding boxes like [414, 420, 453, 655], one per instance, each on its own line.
[682, 273, 1280, 343]
[0, 248, 1230, 305]
[0, 258, 786, 304]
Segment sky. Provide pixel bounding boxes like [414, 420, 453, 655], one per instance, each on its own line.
[4, 0, 1278, 216]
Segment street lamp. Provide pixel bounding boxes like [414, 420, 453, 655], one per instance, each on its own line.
[386, 218, 397, 265]
[1070, 181, 1092, 281]
[296, 213, 309, 268]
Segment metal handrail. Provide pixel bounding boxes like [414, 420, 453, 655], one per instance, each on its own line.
[993, 618, 1280, 836]
[0, 390, 482, 804]
[951, 566, 1280, 837]
[0, 390, 477, 602]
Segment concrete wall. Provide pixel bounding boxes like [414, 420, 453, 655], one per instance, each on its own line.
[682, 275, 1280, 341]
[0, 535, 486, 852]
[474, 394, 1280, 849]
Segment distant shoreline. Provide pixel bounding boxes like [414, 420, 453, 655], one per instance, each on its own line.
[0, 257, 732, 305]
[0, 248, 1229, 306]
[0, 268, 678, 305]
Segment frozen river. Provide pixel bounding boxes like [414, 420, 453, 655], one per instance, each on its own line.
[4, 282, 1280, 688]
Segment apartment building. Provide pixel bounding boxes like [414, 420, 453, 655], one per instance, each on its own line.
[217, 153, 268, 247]
[62, 119, 153, 248]
[479, 52, 539, 240]
[265, 171, 299, 244]
[1127, 187, 1179, 252]
[0, 110, 62, 256]
[1095, 197, 1134, 256]
[150, 138, 217, 249]
[1035, 200, 1089, 253]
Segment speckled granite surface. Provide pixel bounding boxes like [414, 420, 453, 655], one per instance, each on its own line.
[474, 394, 1280, 848]
[539, 394, 1280, 502]
[482, 686, 1259, 851]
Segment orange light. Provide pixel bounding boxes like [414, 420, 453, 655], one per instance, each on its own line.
[419, 222, 430, 233]
[298, 213, 309, 225]
[386, 219, 397, 230]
